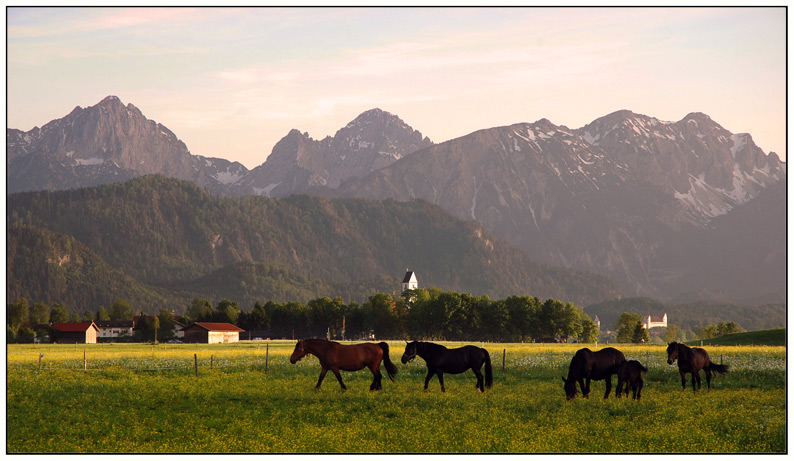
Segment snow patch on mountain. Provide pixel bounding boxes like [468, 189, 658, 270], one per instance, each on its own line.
[254, 182, 281, 196]
[731, 134, 747, 158]
[214, 170, 246, 185]
[75, 157, 105, 166]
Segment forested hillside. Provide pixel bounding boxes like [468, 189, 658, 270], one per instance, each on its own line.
[7, 175, 619, 314]
[7, 224, 178, 309]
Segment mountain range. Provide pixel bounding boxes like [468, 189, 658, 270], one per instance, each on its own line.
[6, 96, 786, 305]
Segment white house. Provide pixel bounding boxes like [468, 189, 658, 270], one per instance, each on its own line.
[643, 313, 668, 329]
[95, 320, 135, 339]
[402, 270, 418, 292]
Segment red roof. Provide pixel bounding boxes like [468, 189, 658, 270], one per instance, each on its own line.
[52, 322, 99, 332]
[184, 322, 244, 332]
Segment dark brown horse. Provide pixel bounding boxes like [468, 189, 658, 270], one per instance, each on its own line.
[401, 341, 493, 392]
[289, 339, 398, 390]
[561, 347, 625, 400]
[666, 342, 729, 392]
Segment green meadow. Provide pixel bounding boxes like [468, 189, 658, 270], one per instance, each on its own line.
[6, 341, 785, 453]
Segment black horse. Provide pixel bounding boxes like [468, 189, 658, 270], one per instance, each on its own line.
[666, 342, 729, 392]
[401, 341, 493, 392]
[616, 360, 648, 400]
[561, 347, 625, 400]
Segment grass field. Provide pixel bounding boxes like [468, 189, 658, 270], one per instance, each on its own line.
[6, 341, 786, 453]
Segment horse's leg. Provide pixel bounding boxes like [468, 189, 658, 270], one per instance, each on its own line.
[579, 378, 589, 398]
[331, 367, 347, 390]
[603, 375, 612, 399]
[315, 368, 329, 389]
[635, 379, 643, 400]
[704, 368, 713, 391]
[369, 364, 383, 391]
[691, 371, 699, 393]
[473, 367, 484, 392]
[679, 371, 687, 390]
[616, 377, 624, 398]
[424, 369, 434, 390]
[437, 372, 445, 392]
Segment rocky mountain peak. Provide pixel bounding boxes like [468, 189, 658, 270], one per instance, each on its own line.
[5, 96, 246, 194]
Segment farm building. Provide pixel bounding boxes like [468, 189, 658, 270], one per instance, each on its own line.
[181, 322, 245, 344]
[51, 322, 99, 344]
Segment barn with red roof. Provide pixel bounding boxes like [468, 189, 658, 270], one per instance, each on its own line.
[51, 322, 100, 344]
[181, 322, 245, 344]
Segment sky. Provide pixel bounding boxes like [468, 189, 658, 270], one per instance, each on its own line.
[6, 6, 787, 169]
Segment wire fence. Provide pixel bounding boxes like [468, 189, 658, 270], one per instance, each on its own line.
[7, 343, 785, 376]
[7, 344, 289, 374]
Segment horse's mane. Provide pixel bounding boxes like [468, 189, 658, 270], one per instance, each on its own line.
[417, 341, 447, 353]
[303, 338, 341, 348]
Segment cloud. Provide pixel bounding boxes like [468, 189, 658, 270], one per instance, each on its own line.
[8, 7, 207, 38]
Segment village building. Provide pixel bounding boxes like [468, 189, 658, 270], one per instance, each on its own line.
[172, 319, 187, 339]
[181, 322, 245, 344]
[51, 322, 99, 344]
[402, 270, 418, 292]
[96, 320, 135, 339]
[643, 313, 668, 330]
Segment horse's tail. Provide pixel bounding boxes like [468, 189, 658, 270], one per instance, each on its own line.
[708, 361, 730, 375]
[378, 342, 398, 382]
[482, 348, 493, 389]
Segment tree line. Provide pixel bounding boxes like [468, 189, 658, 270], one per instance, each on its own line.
[7, 289, 743, 345]
[181, 288, 600, 343]
[7, 288, 599, 343]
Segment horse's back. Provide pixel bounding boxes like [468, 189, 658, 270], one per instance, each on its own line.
[573, 347, 625, 380]
[330, 342, 383, 371]
[690, 347, 711, 369]
[432, 344, 486, 374]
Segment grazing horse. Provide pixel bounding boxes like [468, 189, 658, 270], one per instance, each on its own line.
[289, 339, 398, 391]
[561, 347, 625, 400]
[666, 342, 729, 392]
[401, 341, 493, 392]
[616, 360, 648, 400]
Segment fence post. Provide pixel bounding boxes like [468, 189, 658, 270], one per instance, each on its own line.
[265, 343, 269, 375]
[194, 353, 198, 377]
[38, 353, 44, 370]
[84, 350, 87, 371]
[502, 349, 506, 372]
[211, 355, 214, 370]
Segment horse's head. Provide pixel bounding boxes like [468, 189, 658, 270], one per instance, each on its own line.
[666, 342, 679, 365]
[561, 376, 577, 400]
[401, 341, 418, 364]
[290, 340, 307, 364]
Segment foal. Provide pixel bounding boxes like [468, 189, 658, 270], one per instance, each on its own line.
[616, 360, 648, 400]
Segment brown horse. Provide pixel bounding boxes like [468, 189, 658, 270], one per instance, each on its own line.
[289, 339, 398, 390]
[666, 342, 729, 392]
